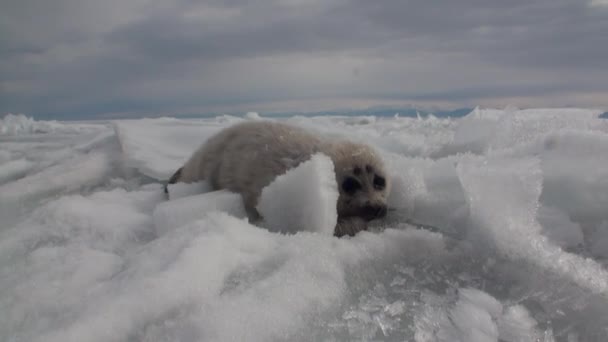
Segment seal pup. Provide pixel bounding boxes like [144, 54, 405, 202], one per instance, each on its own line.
[165, 121, 390, 237]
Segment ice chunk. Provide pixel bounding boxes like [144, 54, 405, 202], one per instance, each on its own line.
[457, 288, 502, 318]
[385, 300, 406, 316]
[0, 113, 85, 135]
[446, 289, 542, 342]
[153, 190, 247, 235]
[444, 107, 603, 156]
[450, 113, 502, 154]
[465, 106, 506, 120]
[385, 153, 428, 220]
[538, 130, 608, 223]
[0, 113, 38, 135]
[449, 290, 500, 342]
[245, 111, 262, 120]
[257, 153, 338, 235]
[386, 155, 469, 238]
[415, 288, 503, 342]
[489, 108, 600, 151]
[416, 287, 542, 342]
[498, 305, 540, 342]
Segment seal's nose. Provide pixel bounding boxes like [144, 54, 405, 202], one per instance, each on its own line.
[361, 204, 388, 221]
[376, 205, 388, 218]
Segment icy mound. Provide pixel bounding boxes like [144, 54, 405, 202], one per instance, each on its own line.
[257, 153, 339, 235]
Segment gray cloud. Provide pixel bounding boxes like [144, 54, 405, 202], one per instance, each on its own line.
[1, 0, 607, 118]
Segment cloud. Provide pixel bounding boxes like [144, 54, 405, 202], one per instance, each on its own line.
[1, 0, 607, 118]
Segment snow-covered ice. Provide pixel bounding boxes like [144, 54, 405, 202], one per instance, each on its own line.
[2, 108, 608, 341]
[113, 117, 226, 180]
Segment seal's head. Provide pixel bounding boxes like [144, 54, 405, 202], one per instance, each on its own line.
[325, 141, 391, 223]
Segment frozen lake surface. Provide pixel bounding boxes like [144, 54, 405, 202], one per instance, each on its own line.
[1, 108, 608, 341]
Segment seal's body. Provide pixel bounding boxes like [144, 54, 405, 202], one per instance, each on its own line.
[167, 121, 390, 236]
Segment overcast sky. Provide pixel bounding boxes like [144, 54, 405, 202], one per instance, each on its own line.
[1, 0, 608, 119]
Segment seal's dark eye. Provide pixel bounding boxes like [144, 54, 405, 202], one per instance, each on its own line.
[373, 175, 386, 190]
[342, 177, 361, 194]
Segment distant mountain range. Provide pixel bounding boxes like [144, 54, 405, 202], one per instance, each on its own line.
[260, 107, 475, 118]
[169, 107, 475, 120]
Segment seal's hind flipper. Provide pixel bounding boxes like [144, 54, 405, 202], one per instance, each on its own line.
[164, 167, 184, 196]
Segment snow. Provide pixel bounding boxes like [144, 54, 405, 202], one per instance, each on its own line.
[1, 109, 608, 341]
[0, 158, 34, 184]
[0, 152, 114, 226]
[153, 190, 247, 236]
